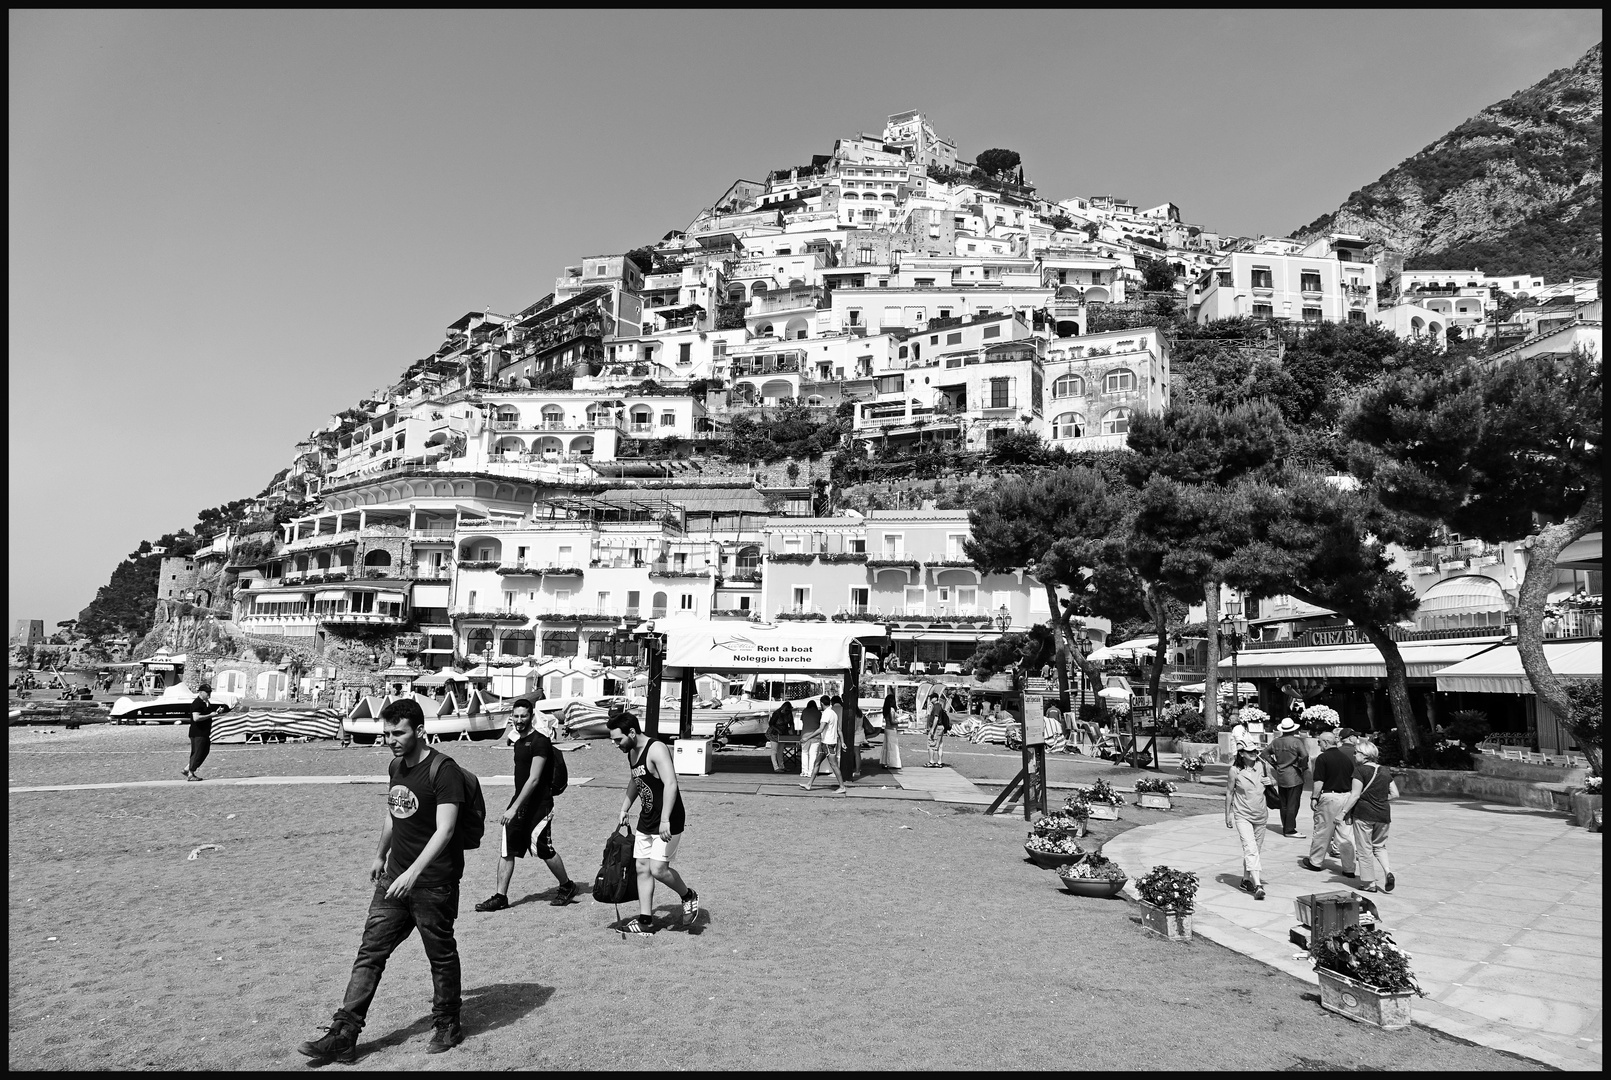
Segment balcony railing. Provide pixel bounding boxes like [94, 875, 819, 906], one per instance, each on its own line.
[1544, 609, 1602, 639]
[319, 611, 408, 628]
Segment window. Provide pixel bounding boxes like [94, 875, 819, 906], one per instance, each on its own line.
[680, 594, 695, 611]
[882, 534, 903, 558]
[679, 343, 691, 364]
[626, 590, 641, 615]
[597, 591, 610, 611]
[903, 586, 925, 613]
[595, 264, 607, 275]
[966, 244, 976, 252]
[1251, 267, 1274, 289]
[957, 586, 977, 612]
[848, 309, 861, 327]
[791, 586, 811, 613]
[1252, 303, 1274, 319]
[558, 544, 572, 564]
[1052, 412, 1085, 439]
[937, 308, 951, 320]
[915, 278, 935, 287]
[1101, 407, 1132, 435]
[849, 539, 865, 554]
[516, 546, 529, 562]
[660, 412, 675, 426]
[982, 324, 1001, 339]
[1300, 271, 1322, 292]
[849, 587, 869, 614]
[946, 331, 962, 345]
[989, 377, 1014, 409]
[1053, 374, 1084, 398]
[1104, 369, 1135, 393]
[856, 246, 875, 265]
[783, 537, 802, 552]
[738, 596, 751, 612]
[712, 339, 727, 356]
[1348, 309, 1366, 324]
[946, 534, 967, 561]
[1216, 271, 1231, 288]
[1302, 307, 1323, 322]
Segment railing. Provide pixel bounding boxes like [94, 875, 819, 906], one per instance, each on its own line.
[319, 612, 408, 627]
[650, 606, 668, 619]
[1544, 610, 1602, 639]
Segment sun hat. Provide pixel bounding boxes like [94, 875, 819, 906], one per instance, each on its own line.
[1234, 734, 1260, 752]
[1276, 718, 1299, 733]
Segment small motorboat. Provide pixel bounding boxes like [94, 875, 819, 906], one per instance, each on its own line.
[109, 685, 240, 723]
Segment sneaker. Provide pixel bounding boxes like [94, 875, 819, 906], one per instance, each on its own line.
[1384, 873, 1395, 893]
[681, 888, 700, 924]
[622, 917, 657, 936]
[474, 893, 509, 912]
[298, 1021, 358, 1064]
[1254, 887, 1266, 901]
[425, 1018, 462, 1054]
[187, 775, 203, 782]
[550, 881, 578, 907]
[1240, 878, 1254, 894]
[1298, 859, 1325, 872]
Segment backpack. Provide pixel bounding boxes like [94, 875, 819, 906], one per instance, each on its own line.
[592, 824, 638, 905]
[546, 743, 569, 797]
[390, 751, 487, 851]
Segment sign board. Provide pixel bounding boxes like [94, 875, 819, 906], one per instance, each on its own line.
[1306, 626, 1369, 647]
[395, 633, 424, 654]
[664, 620, 886, 672]
[145, 663, 177, 672]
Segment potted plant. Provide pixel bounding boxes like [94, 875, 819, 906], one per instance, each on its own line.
[1571, 775, 1602, 830]
[1023, 831, 1086, 869]
[1056, 852, 1128, 898]
[1071, 778, 1126, 820]
[1311, 924, 1426, 1030]
[1134, 865, 1198, 940]
[1033, 807, 1090, 838]
[1134, 776, 1177, 809]
[1179, 754, 1207, 783]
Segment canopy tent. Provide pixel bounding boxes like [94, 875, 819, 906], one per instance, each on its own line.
[1087, 637, 1161, 662]
[1097, 686, 1132, 700]
[1177, 681, 1259, 697]
[1554, 531, 1602, 571]
[1434, 640, 1602, 695]
[1217, 638, 1499, 680]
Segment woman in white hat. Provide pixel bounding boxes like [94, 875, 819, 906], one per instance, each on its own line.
[1225, 733, 1277, 901]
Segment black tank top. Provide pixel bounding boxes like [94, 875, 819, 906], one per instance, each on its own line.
[630, 742, 685, 835]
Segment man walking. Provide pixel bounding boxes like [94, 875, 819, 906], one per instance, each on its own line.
[182, 683, 219, 781]
[298, 699, 466, 1062]
[608, 712, 698, 936]
[1268, 717, 1309, 837]
[1300, 729, 1357, 875]
[476, 699, 577, 912]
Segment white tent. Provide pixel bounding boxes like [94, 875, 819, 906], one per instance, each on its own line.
[1178, 681, 1259, 698]
[1088, 637, 1161, 662]
[1435, 640, 1602, 695]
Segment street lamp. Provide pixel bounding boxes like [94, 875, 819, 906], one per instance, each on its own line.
[994, 606, 1012, 633]
[1219, 594, 1248, 725]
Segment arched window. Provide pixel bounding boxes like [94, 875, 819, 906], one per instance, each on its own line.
[499, 629, 535, 657]
[494, 406, 520, 424]
[1052, 412, 1085, 439]
[1052, 374, 1084, 398]
[362, 550, 392, 567]
[1104, 368, 1136, 393]
[1101, 407, 1132, 435]
[750, 280, 769, 296]
[651, 590, 669, 616]
[466, 628, 494, 657]
[541, 405, 565, 426]
[540, 630, 578, 658]
[736, 545, 761, 572]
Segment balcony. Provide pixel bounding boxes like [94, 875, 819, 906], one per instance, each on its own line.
[1544, 607, 1602, 639]
[750, 286, 825, 315]
[319, 611, 408, 629]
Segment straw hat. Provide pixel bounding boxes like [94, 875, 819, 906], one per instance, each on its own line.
[1276, 718, 1300, 734]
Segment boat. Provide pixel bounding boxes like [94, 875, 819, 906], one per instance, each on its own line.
[342, 691, 510, 744]
[109, 685, 241, 724]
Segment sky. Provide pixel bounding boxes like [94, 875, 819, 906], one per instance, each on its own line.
[9, 10, 1602, 633]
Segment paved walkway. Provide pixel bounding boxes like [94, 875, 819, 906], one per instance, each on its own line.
[1103, 800, 1602, 1071]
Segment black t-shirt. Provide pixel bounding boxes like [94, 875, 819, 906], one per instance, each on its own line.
[1312, 747, 1355, 793]
[630, 742, 685, 836]
[386, 749, 467, 887]
[510, 729, 555, 821]
[188, 697, 214, 739]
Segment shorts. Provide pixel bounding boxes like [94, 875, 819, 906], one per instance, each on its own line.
[632, 829, 681, 863]
[501, 808, 555, 860]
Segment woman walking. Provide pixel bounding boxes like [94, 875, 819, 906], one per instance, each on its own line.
[1224, 733, 1277, 901]
[880, 689, 902, 770]
[1340, 739, 1399, 893]
[798, 697, 822, 784]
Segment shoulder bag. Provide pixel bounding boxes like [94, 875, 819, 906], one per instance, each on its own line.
[1261, 760, 1282, 810]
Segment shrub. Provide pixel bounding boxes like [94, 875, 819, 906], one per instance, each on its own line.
[1134, 865, 1199, 913]
[1134, 777, 1177, 795]
[1313, 925, 1425, 996]
[1443, 709, 1492, 747]
[1157, 703, 1203, 738]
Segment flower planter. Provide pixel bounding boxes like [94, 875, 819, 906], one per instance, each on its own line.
[1035, 822, 1088, 839]
[1181, 771, 1204, 783]
[1137, 793, 1172, 810]
[1086, 804, 1120, 821]
[1137, 900, 1192, 940]
[1061, 877, 1127, 898]
[1570, 792, 1602, 828]
[1025, 846, 1085, 869]
[1178, 740, 1217, 764]
[1315, 968, 1414, 1031]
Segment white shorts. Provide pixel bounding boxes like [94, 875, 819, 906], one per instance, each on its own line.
[632, 829, 681, 863]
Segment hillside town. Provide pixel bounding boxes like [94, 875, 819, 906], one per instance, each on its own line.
[18, 110, 1600, 753]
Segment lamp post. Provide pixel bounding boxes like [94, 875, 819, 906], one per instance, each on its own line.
[1219, 594, 1247, 726]
[994, 606, 1012, 634]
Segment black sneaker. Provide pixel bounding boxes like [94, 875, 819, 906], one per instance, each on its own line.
[1254, 887, 1266, 901]
[1384, 873, 1395, 893]
[474, 893, 509, 912]
[425, 1018, 462, 1054]
[550, 881, 578, 907]
[297, 1021, 358, 1064]
[681, 888, 700, 924]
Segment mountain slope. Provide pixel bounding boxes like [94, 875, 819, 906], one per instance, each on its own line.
[1294, 42, 1601, 278]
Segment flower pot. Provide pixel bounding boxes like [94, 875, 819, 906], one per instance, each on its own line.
[1182, 771, 1203, 783]
[1138, 793, 1172, 810]
[1569, 792, 1602, 829]
[1036, 822, 1087, 839]
[1086, 803, 1120, 821]
[1025, 845, 1084, 869]
[1061, 877, 1127, 898]
[1315, 967, 1414, 1031]
[1138, 900, 1192, 940]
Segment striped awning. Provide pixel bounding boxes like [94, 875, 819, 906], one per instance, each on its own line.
[1435, 640, 1602, 695]
[1221, 639, 1498, 680]
[1417, 575, 1509, 615]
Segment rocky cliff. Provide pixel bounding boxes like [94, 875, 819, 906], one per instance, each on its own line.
[1294, 43, 1601, 279]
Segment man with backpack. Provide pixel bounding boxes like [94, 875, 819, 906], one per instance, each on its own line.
[608, 711, 698, 936]
[476, 698, 578, 912]
[298, 698, 478, 1063]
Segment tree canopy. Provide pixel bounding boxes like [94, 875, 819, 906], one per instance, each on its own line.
[974, 148, 1022, 178]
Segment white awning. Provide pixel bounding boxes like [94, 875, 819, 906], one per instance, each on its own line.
[664, 619, 887, 671]
[314, 590, 348, 601]
[1435, 640, 1602, 695]
[1220, 638, 1499, 680]
[1177, 681, 1257, 697]
[1555, 531, 1602, 571]
[1417, 575, 1509, 615]
[412, 584, 450, 607]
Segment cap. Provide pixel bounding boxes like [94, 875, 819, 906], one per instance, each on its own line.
[1337, 727, 1358, 740]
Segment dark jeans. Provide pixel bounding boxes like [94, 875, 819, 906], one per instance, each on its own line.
[1278, 783, 1304, 835]
[188, 736, 211, 774]
[333, 876, 461, 1031]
